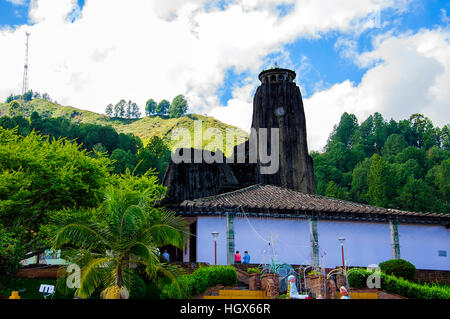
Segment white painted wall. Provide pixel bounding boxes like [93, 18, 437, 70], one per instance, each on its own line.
[399, 224, 450, 270]
[196, 215, 310, 265]
[195, 215, 450, 270]
[317, 220, 392, 268]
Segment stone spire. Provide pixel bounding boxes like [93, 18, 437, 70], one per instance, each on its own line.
[251, 67, 315, 194]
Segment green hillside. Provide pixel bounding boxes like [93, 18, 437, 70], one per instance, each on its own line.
[0, 99, 248, 156]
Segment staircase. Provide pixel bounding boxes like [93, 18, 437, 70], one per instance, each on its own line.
[204, 289, 267, 299]
[203, 266, 268, 299]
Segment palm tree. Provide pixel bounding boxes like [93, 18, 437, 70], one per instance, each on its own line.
[54, 186, 189, 299]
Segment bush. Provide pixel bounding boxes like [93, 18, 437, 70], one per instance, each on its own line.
[345, 268, 450, 299]
[129, 273, 147, 299]
[381, 274, 450, 299]
[348, 268, 370, 289]
[379, 259, 416, 281]
[161, 266, 237, 299]
[247, 268, 260, 274]
[0, 227, 25, 287]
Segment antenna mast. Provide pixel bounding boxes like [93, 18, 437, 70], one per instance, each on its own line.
[21, 32, 31, 100]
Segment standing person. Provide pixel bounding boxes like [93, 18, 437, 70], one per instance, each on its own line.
[162, 249, 170, 262]
[235, 251, 242, 264]
[243, 251, 250, 264]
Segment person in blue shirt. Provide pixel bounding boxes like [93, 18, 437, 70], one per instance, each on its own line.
[162, 249, 170, 262]
[243, 251, 250, 264]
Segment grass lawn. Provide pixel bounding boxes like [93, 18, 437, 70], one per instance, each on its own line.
[1, 278, 73, 299]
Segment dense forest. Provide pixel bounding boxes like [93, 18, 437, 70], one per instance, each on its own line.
[0, 112, 171, 180]
[312, 112, 449, 214]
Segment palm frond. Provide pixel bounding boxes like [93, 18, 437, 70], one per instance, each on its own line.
[54, 223, 112, 250]
[77, 257, 114, 298]
[144, 210, 190, 249]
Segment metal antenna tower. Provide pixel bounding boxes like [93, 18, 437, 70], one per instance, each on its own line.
[21, 32, 31, 100]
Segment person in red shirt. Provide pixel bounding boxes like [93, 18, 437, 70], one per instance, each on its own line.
[235, 251, 242, 264]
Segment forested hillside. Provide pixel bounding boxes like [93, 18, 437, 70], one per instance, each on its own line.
[0, 98, 248, 153]
[313, 112, 449, 214]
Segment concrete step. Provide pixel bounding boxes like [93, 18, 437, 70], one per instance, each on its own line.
[218, 289, 267, 298]
[204, 295, 267, 299]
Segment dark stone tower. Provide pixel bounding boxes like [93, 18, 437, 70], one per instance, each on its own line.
[162, 66, 315, 204]
[251, 67, 315, 194]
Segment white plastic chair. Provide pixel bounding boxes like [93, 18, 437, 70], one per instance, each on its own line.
[39, 284, 55, 299]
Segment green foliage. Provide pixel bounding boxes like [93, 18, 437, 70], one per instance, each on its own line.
[247, 267, 261, 274]
[0, 278, 73, 299]
[0, 127, 112, 252]
[145, 99, 157, 116]
[23, 90, 33, 102]
[53, 177, 189, 299]
[156, 99, 170, 116]
[0, 226, 26, 287]
[160, 266, 237, 299]
[347, 268, 450, 299]
[379, 259, 416, 281]
[0, 98, 248, 158]
[135, 136, 171, 180]
[313, 112, 449, 214]
[8, 100, 22, 117]
[347, 268, 369, 289]
[105, 104, 113, 117]
[168, 94, 188, 118]
[366, 154, 394, 207]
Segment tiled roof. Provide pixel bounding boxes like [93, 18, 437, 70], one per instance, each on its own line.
[176, 184, 449, 222]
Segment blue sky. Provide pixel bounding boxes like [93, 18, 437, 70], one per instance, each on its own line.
[0, 0, 449, 150]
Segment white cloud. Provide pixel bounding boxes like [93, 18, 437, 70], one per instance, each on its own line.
[304, 27, 450, 151]
[0, 0, 433, 153]
[6, 0, 27, 6]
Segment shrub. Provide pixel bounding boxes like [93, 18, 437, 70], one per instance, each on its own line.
[379, 259, 416, 281]
[344, 268, 450, 299]
[247, 268, 260, 274]
[347, 268, 370, 289]
[161, 266, 237, 299]
[0, 226, 25, 287]
[129, 273, 147, 299]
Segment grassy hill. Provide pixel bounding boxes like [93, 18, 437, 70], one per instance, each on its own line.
[0, 99, 249, 156]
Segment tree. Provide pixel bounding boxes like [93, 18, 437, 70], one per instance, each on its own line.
[105, 104, 113, 117]
[0, 225, 26, 286]
[0, 127, 112, 254]
[54, 176, 189, 299]
[366, 154, 394, 208]
[156, 100, 170, 116]
[145, 99, 157, 116]
[23, 90, 33, 102]
[110, 149, 136, 174]
[382, 134, 407, 157]
[136, 136, 171, 180]
[114, 100, 126, 118]
[125, 100, 133, 119]
[168, 95, 188, 118]
[132, 102, 141, 119]
[42, 93, 51, 101]
[6, 94, 14, 103]
[8, 101, 22, 117]
[328, 112, 358, 148]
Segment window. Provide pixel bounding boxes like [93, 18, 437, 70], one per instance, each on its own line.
[438, 250, 447, 257]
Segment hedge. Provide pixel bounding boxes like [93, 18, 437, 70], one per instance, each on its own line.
[379, 259, 416, 281]
[347, 268, 450, 299]
[161, 266, 237, 299]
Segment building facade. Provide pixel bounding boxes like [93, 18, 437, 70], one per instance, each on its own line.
[169, 185, 450, 270]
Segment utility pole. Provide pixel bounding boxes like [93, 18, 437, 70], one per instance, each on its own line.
[21, 32, 31, 101]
